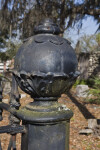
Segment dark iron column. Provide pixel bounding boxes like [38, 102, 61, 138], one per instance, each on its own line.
[12, 18, 79, 150]
[0, 18, 79, 150]
[0, 78, 3, 121]
[17, 101, 73, 150]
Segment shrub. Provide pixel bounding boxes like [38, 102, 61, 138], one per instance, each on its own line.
[88, 77, 100, 104]
[73, 79, 87, 87]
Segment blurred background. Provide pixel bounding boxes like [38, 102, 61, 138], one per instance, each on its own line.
[0, 1, 100, 150]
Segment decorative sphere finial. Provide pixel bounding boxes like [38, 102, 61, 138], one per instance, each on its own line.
[34, 18, 61, 35]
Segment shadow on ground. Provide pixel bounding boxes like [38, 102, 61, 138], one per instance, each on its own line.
[67, 92, 96, 119]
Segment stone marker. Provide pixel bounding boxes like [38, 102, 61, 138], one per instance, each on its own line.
[79, 129, 93, 135]
[21, 94, 26, 99]
[76, 85, 90, 98]
[3, 81, 11, 95]
[88, 119, 98, 129]
[79, 119, 100, 137]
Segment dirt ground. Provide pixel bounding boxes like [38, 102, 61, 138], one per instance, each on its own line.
[0, 91, 100, 150]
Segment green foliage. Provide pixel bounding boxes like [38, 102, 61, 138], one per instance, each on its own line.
[73, 78, 96, 88]
[85, 98, 100, 104]
[0, 41, 21, 61]
[0, 52, 9, 62]
[5, 41, 21, 60]
[74, 77, 100, 104]
[88, 77, 100, 104]
[73, 79, 87, 87]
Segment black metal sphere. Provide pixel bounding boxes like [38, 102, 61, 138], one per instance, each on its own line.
[13, 19, 79, 100]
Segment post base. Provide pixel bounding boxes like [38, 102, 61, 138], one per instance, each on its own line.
[18, 101, 73, 150]
[22, 120, 70, 150]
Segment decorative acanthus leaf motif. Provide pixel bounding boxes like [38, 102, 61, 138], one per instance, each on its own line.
[13, 70, 79, 99]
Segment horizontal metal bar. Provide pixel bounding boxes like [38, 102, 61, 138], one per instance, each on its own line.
[0, 102, 10, 111]
[0, 125, 26, 134]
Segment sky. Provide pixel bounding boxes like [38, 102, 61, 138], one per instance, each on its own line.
[64, 16, 99, 47]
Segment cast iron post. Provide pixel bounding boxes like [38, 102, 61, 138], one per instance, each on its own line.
[0, 18, 79, 150]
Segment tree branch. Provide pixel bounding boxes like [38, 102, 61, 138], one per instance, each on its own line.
[67, 5, 100, 16]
